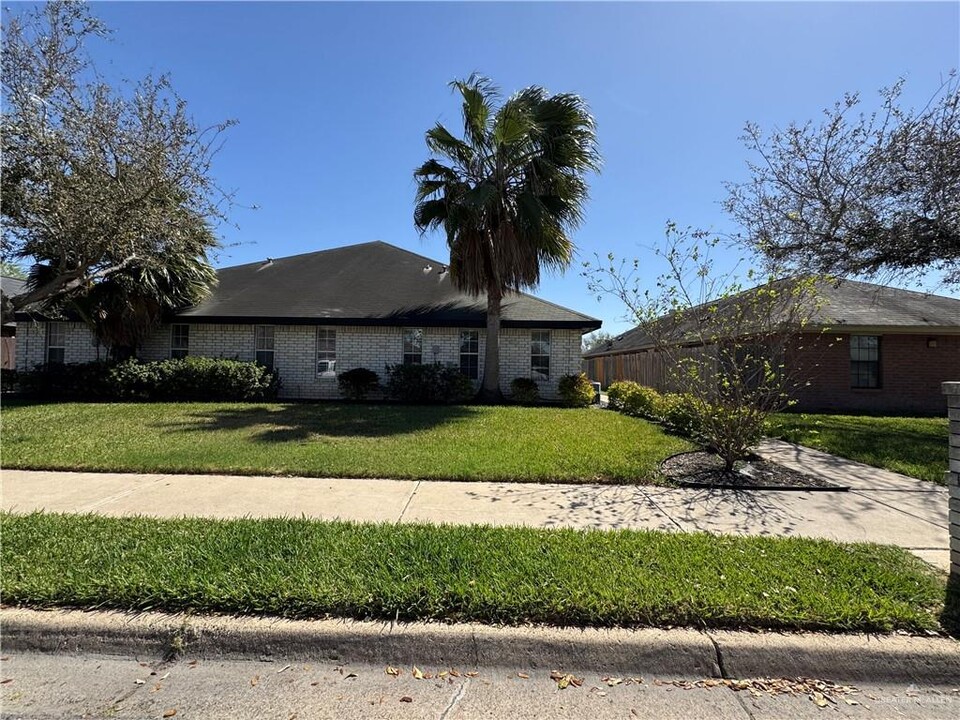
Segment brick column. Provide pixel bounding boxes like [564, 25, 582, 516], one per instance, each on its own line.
[945, 382, 960, 580]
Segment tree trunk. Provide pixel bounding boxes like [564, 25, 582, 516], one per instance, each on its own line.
[477, 283, 504, 403]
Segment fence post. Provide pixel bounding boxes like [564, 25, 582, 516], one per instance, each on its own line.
[945, 382, 960, 581]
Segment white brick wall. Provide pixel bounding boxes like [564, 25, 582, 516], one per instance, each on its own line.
[18, 320, 586, 400]
[15, 321, 103, 371]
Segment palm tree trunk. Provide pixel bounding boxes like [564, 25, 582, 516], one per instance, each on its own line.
[477, 283, 504, 403]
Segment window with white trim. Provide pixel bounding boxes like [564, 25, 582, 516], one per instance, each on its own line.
[403, 328, 423, 365]
[170, 324, 189, 359]
[317, 328, 336, 375]
[850, 335, 880, 389]
[531, 330, 550, 379]
[46, 322, 66, 365]
[255, 326, 275, 369]
[459, 330, 479, 379]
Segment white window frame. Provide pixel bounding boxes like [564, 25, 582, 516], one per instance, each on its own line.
[531, 330, 551, 379]
[402, 328, 423, 365]
[317, 327, 336, 376]
[170, 324, 190, 359]
[255, 325, 275, 369]
[459, 329, 479, 380]
[46, 322, 66, 365]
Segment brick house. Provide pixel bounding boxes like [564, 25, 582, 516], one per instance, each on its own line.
[582, 279, 960, 415]
[14, 241, 601, 400]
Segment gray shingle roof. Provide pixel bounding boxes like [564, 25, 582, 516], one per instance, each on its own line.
[584, 278, 960, 358]
[175, 241, 601, 330]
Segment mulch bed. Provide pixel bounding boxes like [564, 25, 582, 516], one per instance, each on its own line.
[661, 451, 848, 491]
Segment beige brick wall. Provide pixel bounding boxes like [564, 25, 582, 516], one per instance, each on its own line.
[18, 320, 585, 401]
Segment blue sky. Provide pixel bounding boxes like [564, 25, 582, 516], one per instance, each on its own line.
[16, 1, 960, 334]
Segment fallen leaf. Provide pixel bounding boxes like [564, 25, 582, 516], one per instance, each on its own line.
[449, 669, 461, 678]
[602, 677, 623, 687]
[811, 691, 828, 708]
[187, 660, 198, 667]
[151, 683, 163, 693]
[277, 664, 292, 674]
[517, 672, 530, 679]
[465, 671, 479, 678]
[134, 679, 145, 685]
[438, 671, 449, 679]
[412, 666, 424, 680]
[385, 666, 401, 677]
[159, 672, 170, 681]
[344, 673, 358, 680]
[163, 711, 177, 718]
[250, 675, 259, 687]
[400, 696, 413, 703]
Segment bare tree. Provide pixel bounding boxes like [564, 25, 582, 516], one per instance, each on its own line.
[725, 75, 960, 287]
[1, 1, 234, 323]
[585, 224, 825, 471]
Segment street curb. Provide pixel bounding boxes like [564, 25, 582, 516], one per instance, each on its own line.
[3, 608, 959, 684]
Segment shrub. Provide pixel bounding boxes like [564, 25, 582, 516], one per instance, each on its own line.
[622, 385, 664, 419]
[20, 358, 278, 401]
[385, 363, 474, 404]
[558, 373, 595, 408]
[510, 377, 540, 405]
[657, 392, 701, 437]
[606, 381, 641, 412]
[17, 361, 115, 399]
[337, 367, 380, 401]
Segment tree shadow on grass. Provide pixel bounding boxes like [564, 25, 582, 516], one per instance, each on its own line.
[942, 573, 960, 638]
[152, 403, 481, 443]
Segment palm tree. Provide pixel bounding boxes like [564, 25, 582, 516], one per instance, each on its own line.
[414, 75, 600, 402]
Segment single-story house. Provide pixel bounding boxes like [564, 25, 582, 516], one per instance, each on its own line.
[582, 279, 960, 415]
[14, 241, 601, 400]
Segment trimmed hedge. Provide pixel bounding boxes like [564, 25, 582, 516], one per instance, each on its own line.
[510, 377, 540, 405]
[337, 367, 380, 401]
[385, 363, 474, 404]
[605, 381, 702, 437]
[558, 373, 595, 408]
[16, 358, 279, 402]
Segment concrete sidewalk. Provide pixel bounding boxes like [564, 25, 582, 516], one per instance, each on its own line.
[1, 442, 951, 570]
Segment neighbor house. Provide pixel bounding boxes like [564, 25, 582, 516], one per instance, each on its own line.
[14, 241, 601, 400]
[582, 279, 960, 415]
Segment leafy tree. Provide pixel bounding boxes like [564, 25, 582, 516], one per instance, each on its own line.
[414, 75, 601, 401]
[585, 224, 825, 472]
[725, 76, 960, 286]
[582, 330, 614, 353]
[1, 1, 233, 325]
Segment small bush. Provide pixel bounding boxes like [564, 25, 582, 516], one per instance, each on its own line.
[606, 381, 640, 411]
[658, 392, 701, 437]
[558, 373, 595, 408]
[385, 363, 474, 404]
[338, 367, 380, 401]
[510, 377, 540, 405]
[622, 385, 664, 419]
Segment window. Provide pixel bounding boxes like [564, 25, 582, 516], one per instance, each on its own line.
[317, 328, 336, 375]
[46, 322, 66, 365]
[403, 328, 423, 365]
[170, 324, 189, 359]
[850, 335, 880, 388]
[255, 326, 275, 369]
[459, 330, 479, 379]
[531, 330, 550, 379]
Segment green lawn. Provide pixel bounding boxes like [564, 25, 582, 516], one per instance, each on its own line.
[768, 413, 949, 485]
[0, 402, 693, 483]
[1, 512, 948, 633]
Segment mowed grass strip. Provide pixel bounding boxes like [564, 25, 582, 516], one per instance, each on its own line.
[769, 413, 949, 485]
[0, 402, 692, 483]
[1, 512, 946, 633]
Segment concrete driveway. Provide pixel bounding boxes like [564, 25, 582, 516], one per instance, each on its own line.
[1, 440, 951, 571]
